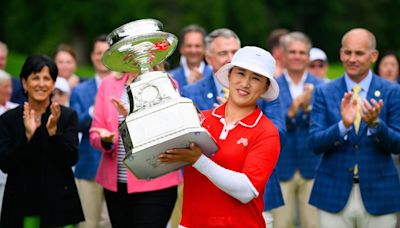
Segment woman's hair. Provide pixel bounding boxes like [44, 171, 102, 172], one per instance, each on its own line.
[53, 43, 77, 61]
[20, 55, 58, 82]
[373, 50, 400, 75]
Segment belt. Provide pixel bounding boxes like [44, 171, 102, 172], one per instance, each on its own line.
[353, 177, 359, 184]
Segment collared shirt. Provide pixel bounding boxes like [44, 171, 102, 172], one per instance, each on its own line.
[180, 56, 206, 80]
[283, 70, 308, 99]
[94, 74, 102, 89]
[338, 70, 374, 137]
[181, 103, 280, 227]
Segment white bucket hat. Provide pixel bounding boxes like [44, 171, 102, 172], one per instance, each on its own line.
[54, 77, 71, 94]
[215, 46, 279, 101]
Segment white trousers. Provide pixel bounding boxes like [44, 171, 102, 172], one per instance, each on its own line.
[320, 184, 397, 228]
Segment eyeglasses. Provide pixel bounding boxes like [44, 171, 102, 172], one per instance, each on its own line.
[309, 63, 325, 68]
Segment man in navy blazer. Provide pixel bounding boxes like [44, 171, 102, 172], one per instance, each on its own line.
[70, 35, 112, 228]
[272, 32, 322, 228]
[169, 24, 213, 90]
[181, 28, 286, 227]
[309, 28, 400, 227]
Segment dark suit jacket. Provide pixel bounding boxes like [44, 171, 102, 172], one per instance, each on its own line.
[0, 105, 84, 227]
[309, 74, 400, 215]
[276, 73, 323, 181]
[70, 78, 101, 180]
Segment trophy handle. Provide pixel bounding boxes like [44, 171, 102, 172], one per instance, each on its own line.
[127, 86, 135, 114]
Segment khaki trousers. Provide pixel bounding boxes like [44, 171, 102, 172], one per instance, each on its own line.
[75, 179, 111, 228]
[320, 184, 397, 228]
[271, 171, 319, 228]
[169, 184, 184, 228]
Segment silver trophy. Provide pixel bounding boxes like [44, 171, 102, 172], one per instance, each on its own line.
[102, 19, 218, 179]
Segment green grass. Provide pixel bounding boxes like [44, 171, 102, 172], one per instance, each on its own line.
[5, 52, 95, 78]
[327, 62, 344, 80]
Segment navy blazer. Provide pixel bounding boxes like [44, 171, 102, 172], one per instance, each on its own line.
[275, 73, 323, 181]
[309, 74, 400, 215]
[182, 73, 286, 210]
[70, 78, 101, 180]
[169, 65, 213, 92]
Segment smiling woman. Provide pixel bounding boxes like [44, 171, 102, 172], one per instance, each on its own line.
[159, 46, 281, 227]
[0, 55, 84, 227]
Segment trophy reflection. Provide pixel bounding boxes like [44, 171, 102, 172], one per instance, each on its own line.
[102, 19, 218, 179]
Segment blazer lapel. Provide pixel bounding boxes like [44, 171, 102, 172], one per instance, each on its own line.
[201, 76, 218, 108]
[280, 77, 293, 111]
[353, 75, 381, 142]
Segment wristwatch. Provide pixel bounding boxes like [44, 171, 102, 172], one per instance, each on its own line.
[368, 119, 380, 129]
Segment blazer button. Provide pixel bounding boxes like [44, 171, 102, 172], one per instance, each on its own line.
[374, 137, 380, 143]
[354, 145, 359, 150]
[334, 141, 340, 146]
[348, 167, 354, 172]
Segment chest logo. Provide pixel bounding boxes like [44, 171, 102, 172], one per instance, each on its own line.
[236, 137, 248, 146]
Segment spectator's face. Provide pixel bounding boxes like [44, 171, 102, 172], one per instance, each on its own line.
[340, 32, 378, 81]
[52, 89, 69, 106]
[284, 40, 310, 74]
[308, 60, 328, 79]
[91, 41, 110, 75]
[55, 51, 77, 79]
[378, 55, 399, 82]
[206, 37, 240, 73]
[180, 32, 205, 67]
[0, 49, 7, 70]
[22, 66, 55, 103]
[0, 79, 12, 105]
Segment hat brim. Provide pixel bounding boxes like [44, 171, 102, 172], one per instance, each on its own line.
[215, 63, 279, 101]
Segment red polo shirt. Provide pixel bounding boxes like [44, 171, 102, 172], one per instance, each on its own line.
[181, 104, 280, 228]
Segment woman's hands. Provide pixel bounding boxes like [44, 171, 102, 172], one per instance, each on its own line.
[23, 102, 39, 141]
[90, 127, 115, 143]
[46, 102, 61, 136]
[111, 97, 128, 117]
[158, 143, 202, 165]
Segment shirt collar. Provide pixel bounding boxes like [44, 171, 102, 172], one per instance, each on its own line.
[94, 74, 102, 89]
[344, 70, 373, 93]
[283, 70, 308, 86]
[180, 56, 206, 78]
[211, 103, 263, 128]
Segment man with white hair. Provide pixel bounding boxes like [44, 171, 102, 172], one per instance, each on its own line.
[0, 69, 18, 216]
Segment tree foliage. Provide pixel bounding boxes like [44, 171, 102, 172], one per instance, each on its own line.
[1, 0, 400, 66]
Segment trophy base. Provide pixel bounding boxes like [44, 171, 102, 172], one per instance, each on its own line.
[123, 128, 218, 179]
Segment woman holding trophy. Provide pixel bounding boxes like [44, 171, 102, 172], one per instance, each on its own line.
[159, 46, 281, 227]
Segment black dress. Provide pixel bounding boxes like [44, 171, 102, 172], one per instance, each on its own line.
[0, 105, 84, 228]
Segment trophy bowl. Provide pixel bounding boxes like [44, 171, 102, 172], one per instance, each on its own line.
[103, 19, 178, 73]
[102, 19, 218, 179]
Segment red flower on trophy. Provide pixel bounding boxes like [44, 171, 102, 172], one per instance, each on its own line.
[154, 41, 169, 50]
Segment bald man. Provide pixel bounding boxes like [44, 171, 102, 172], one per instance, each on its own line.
[309, 28, 400, 228]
